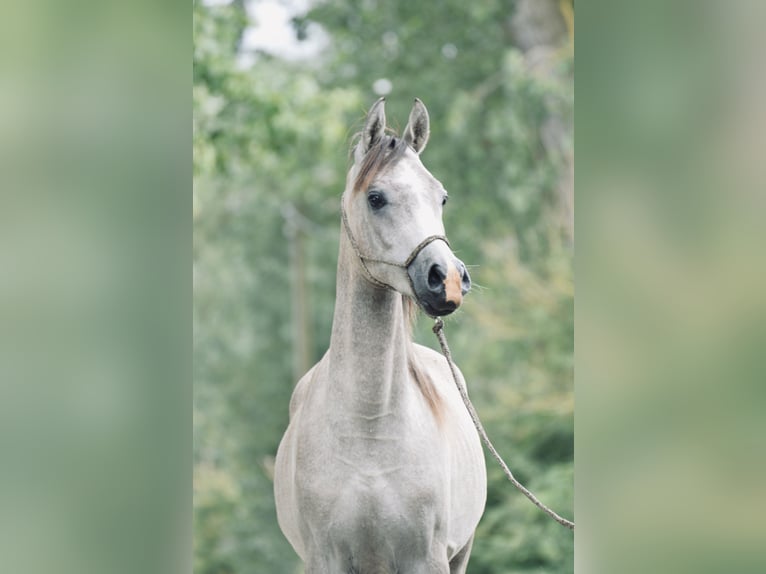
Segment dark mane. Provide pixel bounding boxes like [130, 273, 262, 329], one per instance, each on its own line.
[353, 133, 410, 194]
[403, 297, 445, 425]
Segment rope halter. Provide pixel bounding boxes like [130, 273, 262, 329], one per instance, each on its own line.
[340, 195, 450, 292]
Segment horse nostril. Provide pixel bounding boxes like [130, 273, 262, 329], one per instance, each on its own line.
[460, 263, 471, 293]
[427, 263, 446, 291]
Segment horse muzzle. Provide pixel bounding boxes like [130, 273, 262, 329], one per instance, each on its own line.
[408, 248, 471, 317]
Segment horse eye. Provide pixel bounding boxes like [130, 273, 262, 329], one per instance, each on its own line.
[442, 195, 449, 206]
[367, 191, 386, 210]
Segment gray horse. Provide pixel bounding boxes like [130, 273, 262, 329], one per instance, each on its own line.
[274, 98, 486, 573]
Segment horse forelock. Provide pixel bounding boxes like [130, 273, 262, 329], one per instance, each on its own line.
[352, 133, 410, 194]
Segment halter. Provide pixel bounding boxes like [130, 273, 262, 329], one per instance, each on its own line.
[340, 195, 450, 292]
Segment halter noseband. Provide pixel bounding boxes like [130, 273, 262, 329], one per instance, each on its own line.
[340, 196, 450, 292]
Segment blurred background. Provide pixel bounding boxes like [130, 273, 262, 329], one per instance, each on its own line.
[2, 1, 764, 574]
[193, 0, 574, 572]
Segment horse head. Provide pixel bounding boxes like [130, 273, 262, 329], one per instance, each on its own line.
[342, 97, 471, 316]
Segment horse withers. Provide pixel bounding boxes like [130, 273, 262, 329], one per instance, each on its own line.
[274, 98, 486, 573]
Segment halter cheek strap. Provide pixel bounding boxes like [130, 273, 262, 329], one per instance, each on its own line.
[340, 197, 450, 292]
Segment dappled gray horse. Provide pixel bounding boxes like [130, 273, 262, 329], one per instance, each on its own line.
[275, 98, 486, 573]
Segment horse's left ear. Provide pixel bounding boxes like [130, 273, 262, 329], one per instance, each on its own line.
[403, 98, 430, 155]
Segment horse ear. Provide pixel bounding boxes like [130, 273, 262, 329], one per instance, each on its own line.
[403, 98, 430, 155]
[355, 97, 386, 162]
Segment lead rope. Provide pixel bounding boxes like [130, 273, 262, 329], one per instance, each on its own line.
[432, 318, 575, 531]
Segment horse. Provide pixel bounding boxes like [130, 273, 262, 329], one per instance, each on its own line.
[274, 98, 486, 573]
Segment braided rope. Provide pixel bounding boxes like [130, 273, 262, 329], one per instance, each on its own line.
[340, 197, 449, 291]
[432, 318, 575, 531]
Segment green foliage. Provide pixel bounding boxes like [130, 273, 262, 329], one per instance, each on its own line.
[194, 1, 573, 572]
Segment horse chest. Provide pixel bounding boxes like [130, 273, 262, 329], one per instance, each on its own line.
[296, 410, 448, 522]
[302, 441, 448, 563]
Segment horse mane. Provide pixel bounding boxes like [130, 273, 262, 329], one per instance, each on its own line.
[352, 132, 410, 194]
[403, 297, 445, 425]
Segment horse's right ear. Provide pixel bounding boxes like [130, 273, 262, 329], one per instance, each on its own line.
[355, 97, 386, 162]
[403, 98, 430, 155]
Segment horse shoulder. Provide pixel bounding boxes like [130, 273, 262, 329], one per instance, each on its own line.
[410, 343, 487, 552]
[411, 342, 469, 395]
[288, 357, 323, 420]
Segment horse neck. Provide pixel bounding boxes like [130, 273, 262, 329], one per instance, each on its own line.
[328, 228, 411, 415]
